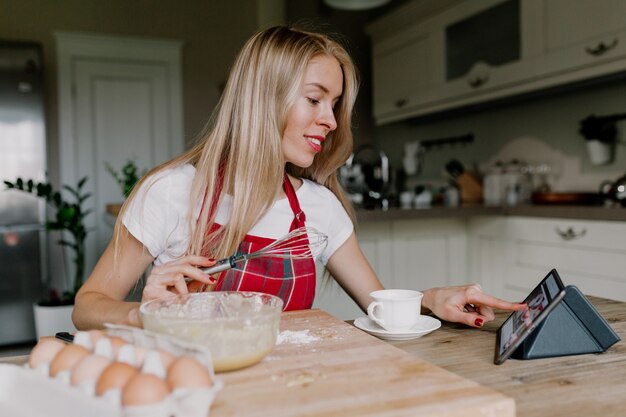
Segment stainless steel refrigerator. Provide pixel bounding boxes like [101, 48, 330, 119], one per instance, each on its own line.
[0, 41, 48, 345]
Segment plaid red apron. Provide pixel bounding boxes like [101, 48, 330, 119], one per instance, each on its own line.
[210, 174, 316, 310]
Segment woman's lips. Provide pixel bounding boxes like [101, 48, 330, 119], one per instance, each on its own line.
[305, 136, 324, 153]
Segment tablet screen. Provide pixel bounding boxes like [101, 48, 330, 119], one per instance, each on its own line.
[495, 269, 566, 364]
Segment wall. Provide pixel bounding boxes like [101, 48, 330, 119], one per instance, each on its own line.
[0, 0, 260, 187]
[376, 79, 626, 192]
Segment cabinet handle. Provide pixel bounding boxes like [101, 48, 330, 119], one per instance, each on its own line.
[555, 227, 587, 241]
[586, 38, 618, 56]
[468, 75, 489, 88]
[395, 98, 408, 108]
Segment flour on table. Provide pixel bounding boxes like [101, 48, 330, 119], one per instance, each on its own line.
[277, 330, 320, 345]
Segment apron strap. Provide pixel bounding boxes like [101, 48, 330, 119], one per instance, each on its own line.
[282, 173, 306, 230]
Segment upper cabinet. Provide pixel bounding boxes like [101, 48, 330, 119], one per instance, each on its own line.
[367, 0, 626, 125]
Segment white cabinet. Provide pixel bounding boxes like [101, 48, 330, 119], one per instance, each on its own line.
[315, 213, 626, 319]
[367, 0, 626, 124]
[530, 0, 626, 85]
[313, 218, 469, 319]
[371, 27, 437, 122]
[470, 216, 626, 302]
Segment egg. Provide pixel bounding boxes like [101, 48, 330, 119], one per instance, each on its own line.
[166, 356, 213, 389]
[95, 361, 139, 396]
[70, 354, 111, 387]
[28, 338, 66, 369]
[49, 344, 91, 377]
[121, 373, 171, 406]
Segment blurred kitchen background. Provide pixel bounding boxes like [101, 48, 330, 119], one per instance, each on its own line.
[2, 0, 626, 342]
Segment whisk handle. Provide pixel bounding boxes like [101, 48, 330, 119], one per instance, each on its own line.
[201, 256, 237, 275]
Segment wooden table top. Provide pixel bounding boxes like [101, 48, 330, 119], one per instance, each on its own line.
[389, 296, 626, 417]
[211, 309, 514, 416]
[7, 296, 622, 416]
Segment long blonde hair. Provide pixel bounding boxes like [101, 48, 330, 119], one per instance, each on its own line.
[116, 26, 359, 262]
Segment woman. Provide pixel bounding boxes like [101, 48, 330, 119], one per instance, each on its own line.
[74, 26, 524, 330]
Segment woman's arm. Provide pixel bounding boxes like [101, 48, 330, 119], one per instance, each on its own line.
[326, 232, 525, 327]
[73, 227, 152, 329]
[73, 226, 215, 330]
[325, 232, 384, 312]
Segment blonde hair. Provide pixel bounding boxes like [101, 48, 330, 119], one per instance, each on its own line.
[115, 26, 358, 263]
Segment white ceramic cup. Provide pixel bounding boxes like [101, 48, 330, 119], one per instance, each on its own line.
[367, 289, 423, 332]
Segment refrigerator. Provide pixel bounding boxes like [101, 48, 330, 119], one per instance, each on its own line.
[0, 41, 48, 345]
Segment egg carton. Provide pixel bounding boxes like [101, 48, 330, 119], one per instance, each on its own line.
[0, 325, 224, 417]
[103, 323, 216, 375]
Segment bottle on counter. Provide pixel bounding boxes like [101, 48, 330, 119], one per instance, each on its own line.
[483, 161, 504, 206]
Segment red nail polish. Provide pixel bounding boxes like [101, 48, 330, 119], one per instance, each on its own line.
[208, 258, 215, 262]
[474, 318, 483, 327]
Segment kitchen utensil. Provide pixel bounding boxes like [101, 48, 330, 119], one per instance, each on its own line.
[445, 159, 483, 204]
[140, 292, 283, 372]
[531, 192, 601, 206]
[201, 227, 328, 277]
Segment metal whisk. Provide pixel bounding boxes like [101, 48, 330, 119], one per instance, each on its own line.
[201, 226, 328, 275]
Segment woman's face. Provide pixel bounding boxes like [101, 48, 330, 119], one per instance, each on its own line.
[282, 54, 343, 168]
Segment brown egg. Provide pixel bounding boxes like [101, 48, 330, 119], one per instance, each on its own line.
[166, 356, 213, 389]
[29, 338, 66, 369]
[121, 373, 171, 406]
[70, 354, 111, 386]
[95, 361, 139, 396]
[49, 344, 91, 377]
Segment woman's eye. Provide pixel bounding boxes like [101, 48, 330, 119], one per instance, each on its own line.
[307, 97, 320, 105]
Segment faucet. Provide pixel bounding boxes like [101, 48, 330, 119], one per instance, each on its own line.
[345, 144, 390, 209]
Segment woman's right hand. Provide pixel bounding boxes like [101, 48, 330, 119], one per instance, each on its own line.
[141, 256, 217, 303]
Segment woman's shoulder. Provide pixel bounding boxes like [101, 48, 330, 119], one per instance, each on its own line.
[300, 178, 335, 198]
[138, 163, 196, 194]
[146, 163, 195, 185]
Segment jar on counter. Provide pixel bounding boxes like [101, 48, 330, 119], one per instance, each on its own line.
[483, 161, 504, 206]
[501, 159, 532, 205]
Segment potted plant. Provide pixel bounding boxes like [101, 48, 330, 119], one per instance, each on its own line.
[579, 113, 626, 166]
[3, 176, 91, 337]
[105, 159, 144, 215]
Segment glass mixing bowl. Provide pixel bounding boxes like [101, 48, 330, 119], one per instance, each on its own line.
[140, 292, 283, 372]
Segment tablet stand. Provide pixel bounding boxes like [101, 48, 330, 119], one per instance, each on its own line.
[511, 285, 620, 360]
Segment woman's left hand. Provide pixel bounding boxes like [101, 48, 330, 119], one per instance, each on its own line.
[422, 284, 526, 328]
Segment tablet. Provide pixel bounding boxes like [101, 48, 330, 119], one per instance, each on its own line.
[494, 269, 566, 365]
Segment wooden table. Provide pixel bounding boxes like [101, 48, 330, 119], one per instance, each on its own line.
[5, 297, 622, 416]
[389, 296, 625, 417]
[211, 309, 513, 416]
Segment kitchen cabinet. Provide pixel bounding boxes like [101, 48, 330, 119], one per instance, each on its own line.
[367, 0, 626, 124]
[469, 216, 626, 302]
[313, 218, 469, 319]
[529, 0, 626, 86]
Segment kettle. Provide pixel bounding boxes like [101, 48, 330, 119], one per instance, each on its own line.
[600, 172, 626, 206]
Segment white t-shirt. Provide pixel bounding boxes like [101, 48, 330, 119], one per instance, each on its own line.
[123, 164, 354, 266]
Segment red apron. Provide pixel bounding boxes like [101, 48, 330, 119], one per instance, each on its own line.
[208, 174, 316, 311]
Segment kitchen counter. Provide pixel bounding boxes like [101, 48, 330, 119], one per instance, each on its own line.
[356, 204, 626, 222]
[390, 296, 626, 417]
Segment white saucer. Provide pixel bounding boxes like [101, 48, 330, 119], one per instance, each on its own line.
[354, 316, 441, 341]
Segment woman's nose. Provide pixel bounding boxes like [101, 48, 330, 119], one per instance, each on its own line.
[318, 106, 337, 131]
